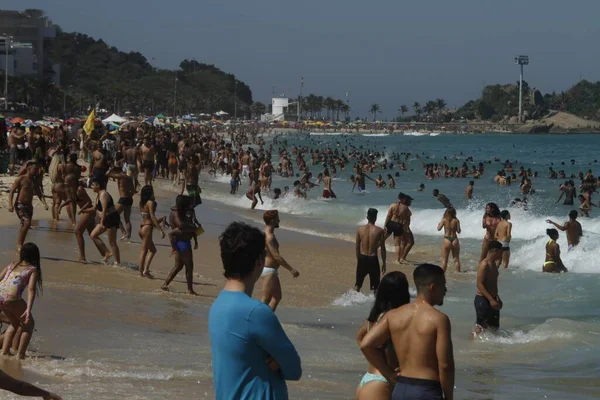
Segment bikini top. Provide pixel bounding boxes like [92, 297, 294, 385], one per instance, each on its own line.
[546, 239, 555, 257]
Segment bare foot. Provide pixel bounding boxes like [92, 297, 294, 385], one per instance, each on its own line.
[143, 271, 154, 279]
[102, 252, 113, 262]
[160, 284, 169, 291]
[78, 257, 88, 264]
[113, 262, 121, 267]
[188, 290, 199, 296]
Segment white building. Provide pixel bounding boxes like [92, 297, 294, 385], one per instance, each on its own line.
[271, 97, 288, 121]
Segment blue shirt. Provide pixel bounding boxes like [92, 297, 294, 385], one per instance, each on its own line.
[209, 290, 302, 400]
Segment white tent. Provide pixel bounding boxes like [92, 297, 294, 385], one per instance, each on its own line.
[102, 114, 127, 124]
[215, 110, 229, 116]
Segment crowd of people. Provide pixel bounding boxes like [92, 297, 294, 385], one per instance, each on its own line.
[0, 122, 596, 399]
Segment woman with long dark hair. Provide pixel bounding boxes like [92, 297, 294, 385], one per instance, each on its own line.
[437, 207, 462, 272]
[356, 271, 410, 400]
[138, 185, 166, 278]
[0, 242, 42, 359]
[543, 229, 568, 273]
[480, 202, 501, 261]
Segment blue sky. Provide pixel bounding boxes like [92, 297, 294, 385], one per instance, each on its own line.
[4, 0, 600, 118]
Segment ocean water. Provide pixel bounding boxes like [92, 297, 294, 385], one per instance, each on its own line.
[192, 132, 600, 399]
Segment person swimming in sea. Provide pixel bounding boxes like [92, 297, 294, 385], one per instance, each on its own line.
[542, 229, 568, 273]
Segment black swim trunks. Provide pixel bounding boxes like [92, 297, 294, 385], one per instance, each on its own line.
[474, 294, 500, 329]
[142, 160, 155, 171]
[355, 255, 380, 291]
[392, 376, 443, 400]
[102, 212, 121, 229]
[118, 197, 133, 207]
[386, 221, 404, 237]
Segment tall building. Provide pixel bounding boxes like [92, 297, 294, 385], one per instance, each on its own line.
[0, 10, 60, 85]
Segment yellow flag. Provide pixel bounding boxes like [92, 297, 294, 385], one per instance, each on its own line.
[83, 108, 95, 136]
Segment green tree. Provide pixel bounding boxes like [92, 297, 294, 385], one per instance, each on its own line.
[398, 105, 409, 119]
[413, 102, 421, 121]
[370, 104, 381, 121]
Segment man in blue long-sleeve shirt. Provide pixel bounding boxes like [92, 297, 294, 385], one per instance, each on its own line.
[209, 222, 302, 400]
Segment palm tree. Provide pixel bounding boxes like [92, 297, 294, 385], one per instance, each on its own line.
[413, 102, 421, 121]
[370, 104, 381, 121]
[341, 103, 350, 120]
[398, 105, 409, 119]
[436, 98, 447, 113]
[324, 97, 335, 120]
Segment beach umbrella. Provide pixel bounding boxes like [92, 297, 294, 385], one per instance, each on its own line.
[10, 117, 25, 124]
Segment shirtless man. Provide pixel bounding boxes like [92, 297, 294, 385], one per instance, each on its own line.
[123, 140, 141, 190]
[355, 208, 386, 293]
[261, 210, 300, 311]
[107, 167, 135, 241]
[384, 193, 405, 263]
[546, 210, 583, 250]
[494, 210, 512, 269]
[322, 168, 336, 199]
[91, 142, 109, 190]
[360, 264, 454, 400]
[60, 175, 111, 263]
[432, 189, 453, 208]
[241, 150, 250, 179]
[7, 127, 27, 175]
[140, 137, 156, 186]
[465, 181, 474, 200]
[473, 241, 503, 336]
[181, 155, 202, 207]
[8, 161, 48, 252]
[398, 194, 415, 264]
[556, 180, 576, 205]
[352, 168, 374, 192]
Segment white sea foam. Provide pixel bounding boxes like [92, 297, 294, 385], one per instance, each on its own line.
[332, 290, 374, 307]
[362, 133, 390, 137]
[309, 132, 344, 136]
[475, 318, 576, 345]
[403, 131, 429, 136]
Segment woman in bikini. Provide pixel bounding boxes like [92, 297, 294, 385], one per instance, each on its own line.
[437, 207, 462, 272]
[90, 178, 121, 266]
[138, 185, 166, 278]
[355, 272, 410, 400]
[543, 229, 568, 273]
[480, 202, 501, 262]
[0, 242, 42, 359]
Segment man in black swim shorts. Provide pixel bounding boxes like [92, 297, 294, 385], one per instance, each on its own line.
[355, 208, 386, 292]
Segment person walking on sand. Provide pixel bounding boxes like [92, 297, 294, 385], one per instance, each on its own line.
[360, 264, 454, 400]
[0, 243, 42, 359]
[89, 178, 121, 266]
[209, 222, 302, 399]
[473, 241, 504, 336]
[261, 210, 300, 311]
[8, 161, 48, 253]
[355, 272, 410, 400]
[138, 185, 167, 278]
[437, 208, 462, 272]
[246, 179, 264, 210]
[355, 208, 386, 293]
[542, 229, 568, 273]
[494, 210, 512, 269]
[161, 195, 198, 295]
[106, 166, 135, 241]
[546, 210, 583, 250]
[0, 368, 62, 399]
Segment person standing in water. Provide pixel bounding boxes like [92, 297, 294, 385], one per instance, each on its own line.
[383, 193, 405, 263]
[494, 210, 512, 269]
[546, 210, 583, 250]
[209, 222, 302, 399]
[107, 166, 135, 241]
[246, 179, 264, 210]
[437, 208, 462, 272]
[398, 194, 415, 264]
[474, 241, 504, 336]
[322, 168, 336, 199]
[465, 180, 474, 200]
[138, 185, 166, 278]
[355, 208, 386, 293]
[360, 264, 454, 400]
[542, 229, 568, 273]
[480, 203, 501, 262]
[355, 271, 410, 400]
[261, 210, 300, 311]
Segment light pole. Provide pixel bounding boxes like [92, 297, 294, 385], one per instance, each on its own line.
[515, 55, 529, 123]
[2, 34, 13, 110]
[297, 76, 303, 122]
[173, 72, 178, 117]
